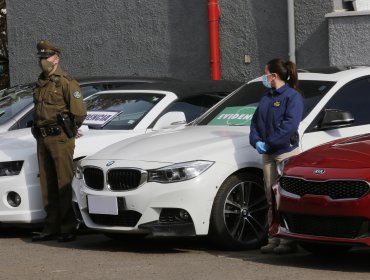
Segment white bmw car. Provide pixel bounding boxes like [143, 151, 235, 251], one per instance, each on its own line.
[0, 80, 240, 224]
[73, 66, 370, 249]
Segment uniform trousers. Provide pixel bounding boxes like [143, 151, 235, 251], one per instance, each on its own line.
[36, 131, 77, 235]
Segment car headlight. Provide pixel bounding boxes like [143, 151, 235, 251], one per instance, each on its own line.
[75, 163, 83, 180]
[148, 160, 214, 183]
[0, 161, 24, 176]
[277, 158, 291, 176]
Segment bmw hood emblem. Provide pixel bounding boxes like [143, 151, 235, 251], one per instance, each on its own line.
[314, 169, 325, 175]
[106, 161, 115, 167]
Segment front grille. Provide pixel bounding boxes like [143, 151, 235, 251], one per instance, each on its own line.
[84, 167, 104, 190]
[283, 213, 365, 238]
[108, 169, 143, 191]
[89, 210, 142, 227]
[279, 176, 369, 199]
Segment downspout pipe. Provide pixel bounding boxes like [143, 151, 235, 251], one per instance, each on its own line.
[208, 0, 221, 80]
[287, 0, 296, 63]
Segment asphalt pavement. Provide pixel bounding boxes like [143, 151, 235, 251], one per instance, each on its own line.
[0, 227, 369, 280]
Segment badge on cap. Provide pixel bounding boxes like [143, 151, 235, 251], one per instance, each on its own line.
[73, 91, 82, 99]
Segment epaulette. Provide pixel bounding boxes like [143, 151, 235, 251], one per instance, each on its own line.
[64, 74, 74, 81]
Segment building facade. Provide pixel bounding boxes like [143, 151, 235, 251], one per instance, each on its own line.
[5, 0, 370, 85]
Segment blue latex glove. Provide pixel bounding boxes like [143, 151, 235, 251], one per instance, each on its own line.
[256, 141, 269, 154]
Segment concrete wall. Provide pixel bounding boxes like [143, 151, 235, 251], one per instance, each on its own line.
[294, 0, 333, 68]
[6, 0, 351, 86]
[217, 0, 289, 81]
[6, 0, 210, 85]
[327, 11, 370, 66]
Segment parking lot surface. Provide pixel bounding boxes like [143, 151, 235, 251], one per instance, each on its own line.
[0, 228, 369, 280]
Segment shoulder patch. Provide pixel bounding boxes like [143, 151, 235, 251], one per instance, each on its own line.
[73, 91, 82, 99]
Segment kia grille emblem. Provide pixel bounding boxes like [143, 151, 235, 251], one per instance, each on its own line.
[314, 169, 325, 175]
[106, 161, 115, 167]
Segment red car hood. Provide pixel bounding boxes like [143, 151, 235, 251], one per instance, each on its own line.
[289, 134, 370, 169]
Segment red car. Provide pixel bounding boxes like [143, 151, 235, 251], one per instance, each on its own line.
[270, 133, 370, 254]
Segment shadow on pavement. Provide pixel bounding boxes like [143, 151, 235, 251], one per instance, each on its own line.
[212, 246, 370, 273]
[19, 228, 215, 254]
[11, 226, 370, 272]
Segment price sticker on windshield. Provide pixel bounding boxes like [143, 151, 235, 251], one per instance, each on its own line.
[208, 106, 257, 126]
[83, 110, 120, 126]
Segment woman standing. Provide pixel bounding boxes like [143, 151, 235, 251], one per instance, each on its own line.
[250, 58, 304, 254]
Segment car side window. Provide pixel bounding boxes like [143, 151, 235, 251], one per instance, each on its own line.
[309, 77, 370, 130]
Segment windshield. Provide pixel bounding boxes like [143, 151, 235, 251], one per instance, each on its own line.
[84, 92, 165, 130]
[0, 85, 35, 125]
[0, 82, 139, 128]
[196, 80, 335, 126]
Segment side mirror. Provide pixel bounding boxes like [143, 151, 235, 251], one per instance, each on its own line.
[318, 109, 354, 130]
[152, 111, 187, 130]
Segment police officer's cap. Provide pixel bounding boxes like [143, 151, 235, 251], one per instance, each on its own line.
[37, 40, 61, 58]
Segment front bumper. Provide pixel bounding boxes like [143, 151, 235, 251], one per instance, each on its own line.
[270, 182, 370, 247]
[72, 161, 234, 236]
[0, 170, 45, 223]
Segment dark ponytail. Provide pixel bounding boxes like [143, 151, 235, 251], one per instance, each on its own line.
[266, 58, 301, 92]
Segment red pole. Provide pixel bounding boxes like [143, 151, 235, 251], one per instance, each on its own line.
[208, 0, 221, 80]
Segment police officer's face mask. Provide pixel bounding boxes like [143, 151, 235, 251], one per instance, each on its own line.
[39, 55, 58, 76]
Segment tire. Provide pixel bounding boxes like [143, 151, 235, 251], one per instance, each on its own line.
[209, 172, 269, 250]
[299, 242, 352, 255]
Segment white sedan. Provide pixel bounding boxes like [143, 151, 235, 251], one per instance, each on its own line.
[0, 80, 240, 224]
[73, 66, 370, 249]
[0, 77, 178, 132]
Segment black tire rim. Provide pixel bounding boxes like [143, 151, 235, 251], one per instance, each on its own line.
[223, 180, 268, 245]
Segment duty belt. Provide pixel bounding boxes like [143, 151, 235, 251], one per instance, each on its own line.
[32, 125, 62, 137]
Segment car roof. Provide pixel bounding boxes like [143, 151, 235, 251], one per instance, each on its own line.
[96, 80, 243, 99]
[76, 76, 179, 84]
[2, 76, 179, 94]
[250, 66, 370, 83]
[0, 82, 35, 98]
[298, 66, 370, 81]
[297, 65, 370, 74]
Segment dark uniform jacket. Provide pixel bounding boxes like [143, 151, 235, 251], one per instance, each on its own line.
[249, 83, 304, 155]
[33, 66, 86, 128]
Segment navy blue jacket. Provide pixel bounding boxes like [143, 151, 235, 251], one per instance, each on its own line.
[249, 84, 304, 155]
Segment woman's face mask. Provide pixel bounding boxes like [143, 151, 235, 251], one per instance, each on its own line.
[262, 73, 276, 89]
[262, 74, 272, 88]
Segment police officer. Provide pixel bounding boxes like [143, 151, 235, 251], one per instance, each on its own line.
[32, 40, 86, 242]
[250, 58, 304, 254]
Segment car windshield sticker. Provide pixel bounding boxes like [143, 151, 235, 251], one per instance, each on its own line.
[83, 110, 121, 126]
[208, 106, 257, 126]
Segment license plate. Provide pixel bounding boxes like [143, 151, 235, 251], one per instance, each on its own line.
[87, 195, 118, 215]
